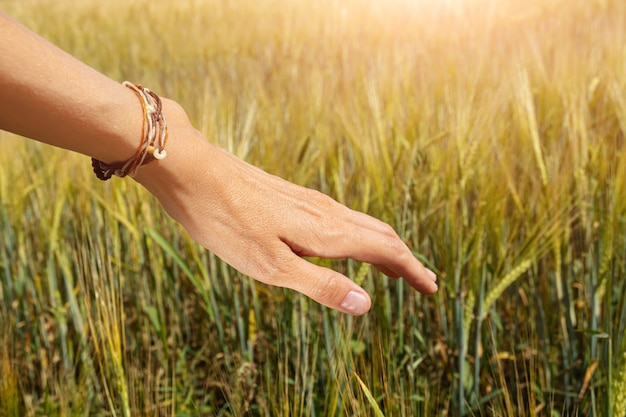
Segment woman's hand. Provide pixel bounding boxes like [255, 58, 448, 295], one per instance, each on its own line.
[0, 12, 437, 315]
[135, 100, 438, 316]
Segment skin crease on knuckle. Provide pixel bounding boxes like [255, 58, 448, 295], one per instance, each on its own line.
[270, 195, 341, 256]
[308, 215, 354, 258]
[378, 221, 402, 240]
[307, 270, 343, 305]
[378, 224, 409, 253]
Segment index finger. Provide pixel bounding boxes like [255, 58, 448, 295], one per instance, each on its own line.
[282, 200, 438, 294]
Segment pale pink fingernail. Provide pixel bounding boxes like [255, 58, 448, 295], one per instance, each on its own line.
[341, 291, 370, 316]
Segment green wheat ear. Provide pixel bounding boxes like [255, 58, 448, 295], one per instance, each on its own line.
[354, 262, 372, 286]
[481, 259, 533, 319]
[613, 352, 626, 417]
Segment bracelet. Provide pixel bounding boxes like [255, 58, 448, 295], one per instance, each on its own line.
[91, 82, 168, 180]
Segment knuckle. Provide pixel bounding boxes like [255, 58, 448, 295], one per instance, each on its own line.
[380, 222, 399, 238]
[306, 212, 342, 243]
[263, 259, 291, 287]
[247, 248, 292, 287]
[384, 233, 410, 257]
[318, 214, 341, 236]
[310, 272, 342, 302]
[306, 189, 337, 212]
[307, 188, 332, 203]
[262, 265, 283, 287]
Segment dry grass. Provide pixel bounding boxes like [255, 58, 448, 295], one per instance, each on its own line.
[1, 0, 625, 415]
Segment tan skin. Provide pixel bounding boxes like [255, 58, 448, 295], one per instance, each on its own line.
[0, 11, 437, 316]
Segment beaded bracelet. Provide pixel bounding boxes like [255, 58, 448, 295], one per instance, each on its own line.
[91, 82, 168, 180]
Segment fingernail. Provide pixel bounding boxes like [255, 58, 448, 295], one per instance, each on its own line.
[341, 291, 369, 315]
[425, 268, 437, 281]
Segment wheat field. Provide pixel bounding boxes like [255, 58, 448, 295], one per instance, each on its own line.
[1, 0, 625, 415]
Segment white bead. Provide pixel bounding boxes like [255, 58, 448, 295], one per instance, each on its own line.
[153, 149, 167, 160]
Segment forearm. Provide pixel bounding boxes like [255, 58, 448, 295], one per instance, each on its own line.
[0, 11, 141, 164]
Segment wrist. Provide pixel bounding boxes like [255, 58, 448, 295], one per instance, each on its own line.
[132, 98, 215, 209]
[90, 84, 145, 164]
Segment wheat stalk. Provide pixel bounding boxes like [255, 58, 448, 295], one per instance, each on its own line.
[517, 67, 549, 188]
[482, 259, 533, 318]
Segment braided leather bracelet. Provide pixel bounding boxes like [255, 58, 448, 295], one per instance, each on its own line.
[91, 82, 168, 180]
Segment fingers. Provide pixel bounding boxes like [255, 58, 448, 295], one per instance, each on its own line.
[281, 193, 438, 295]
[275, 254, 372, 316]
[268, 243, 435, 316]
[206, 158, 438, 296]
[365, 239, 438, 294]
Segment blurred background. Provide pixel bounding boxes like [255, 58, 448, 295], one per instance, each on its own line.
[1, 0, 625, 415]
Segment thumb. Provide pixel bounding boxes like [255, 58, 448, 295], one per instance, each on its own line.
[278, 255, 372, 316]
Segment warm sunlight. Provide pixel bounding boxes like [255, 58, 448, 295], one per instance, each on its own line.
[1, 0, 624, 415]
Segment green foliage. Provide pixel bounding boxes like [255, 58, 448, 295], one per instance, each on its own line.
[1, 0, 626, 415]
